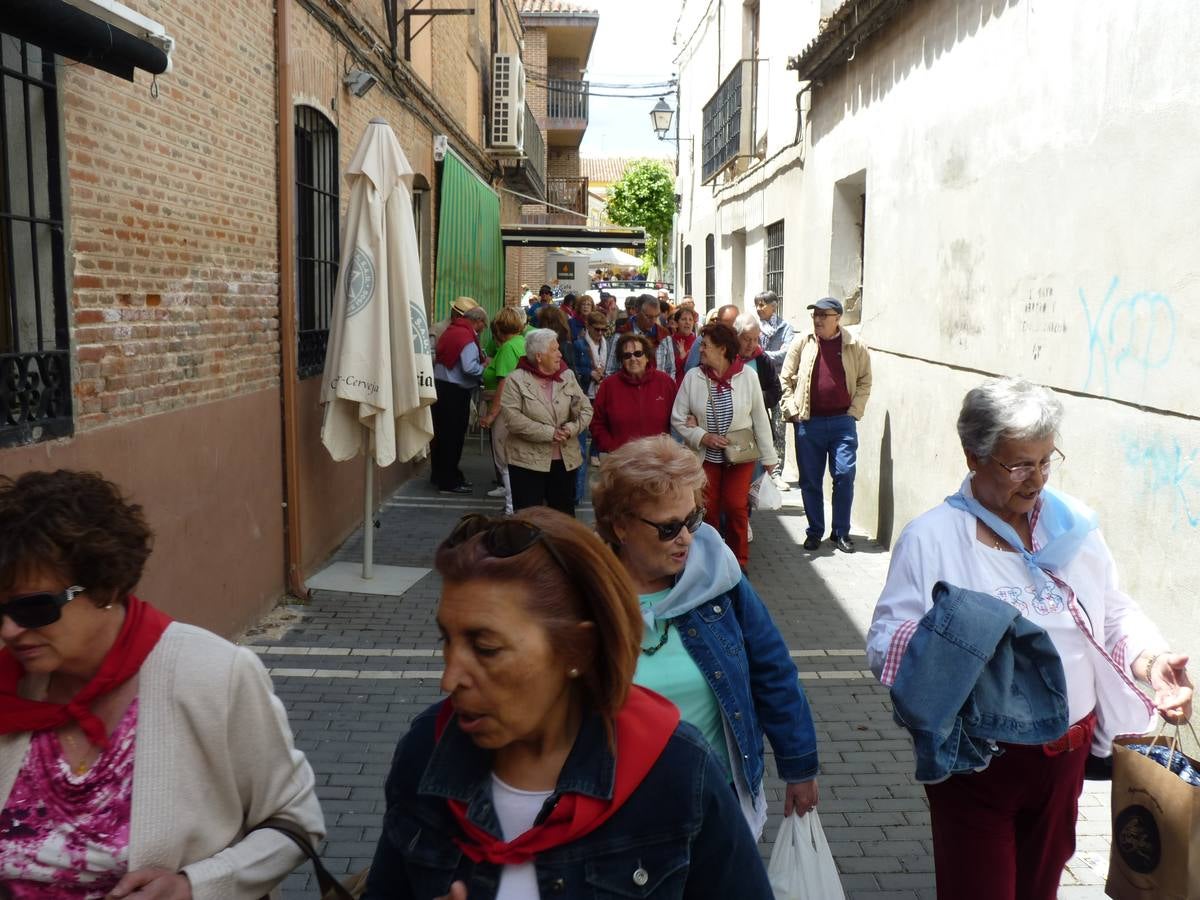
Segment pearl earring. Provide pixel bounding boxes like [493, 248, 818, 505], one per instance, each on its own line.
[568, 667, 580, 678]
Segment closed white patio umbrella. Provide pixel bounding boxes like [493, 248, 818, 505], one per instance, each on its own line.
[320, 118, 436, 580]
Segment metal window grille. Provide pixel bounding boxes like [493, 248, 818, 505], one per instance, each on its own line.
[0, 35, 71, 448]
[765, 219, 784, 299]
[704, 234, 715, 310]
[683, 244, 692, 297]
[701, 63, 743, 183]
[295, 106, 339, 379]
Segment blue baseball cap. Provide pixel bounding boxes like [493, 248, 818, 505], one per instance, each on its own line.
[807, 297, 844, 314]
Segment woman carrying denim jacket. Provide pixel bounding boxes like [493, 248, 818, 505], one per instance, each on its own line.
[592, 435, 819, 840]
[866, 377, 1192, 900]
[363, 508, 772, 900]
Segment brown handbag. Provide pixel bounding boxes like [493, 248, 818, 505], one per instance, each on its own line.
[249, 817, 368, 900]
[705, 379, 759, 464]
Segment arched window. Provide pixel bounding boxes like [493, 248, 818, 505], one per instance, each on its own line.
[294, 105, 339, 379]
[704, 233, 715, 311]
[683, 243, 693, 297]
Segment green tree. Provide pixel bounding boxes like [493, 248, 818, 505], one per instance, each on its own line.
[605, 160, 675, 277]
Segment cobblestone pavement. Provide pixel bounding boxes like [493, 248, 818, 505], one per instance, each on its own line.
[257, 443, 1111, 899]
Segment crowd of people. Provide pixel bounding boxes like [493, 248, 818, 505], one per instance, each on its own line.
[0, 285, 1192, 900]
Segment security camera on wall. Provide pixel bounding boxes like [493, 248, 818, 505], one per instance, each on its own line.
[433, 135, 449, 162]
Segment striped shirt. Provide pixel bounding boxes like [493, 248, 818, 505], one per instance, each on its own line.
[704, 381, 734, 464]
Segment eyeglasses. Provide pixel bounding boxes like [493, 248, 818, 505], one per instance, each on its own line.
[0, 585, 86, 629]
[992, 448, 1066, 483]
[445, 515, 571, 574]
[639, 507, 706, 541]
[619, 350, 646, 360]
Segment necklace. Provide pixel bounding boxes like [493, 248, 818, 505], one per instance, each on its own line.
[58, 729, 95, 776]
[642, 623, 670, 656]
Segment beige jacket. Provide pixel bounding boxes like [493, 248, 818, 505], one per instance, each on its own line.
[671, 366, 779, 468]
[0, 623, 324, 900]
[500, 366, 593, 472]
[779, 328, 873, 421]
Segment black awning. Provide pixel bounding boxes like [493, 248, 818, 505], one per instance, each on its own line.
[501, 225, 647, 250]
[6, 0, 170, 82]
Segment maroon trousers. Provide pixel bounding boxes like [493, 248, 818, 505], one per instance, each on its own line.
[923, 729, 1092, 900]
[702, 460, 755, 566]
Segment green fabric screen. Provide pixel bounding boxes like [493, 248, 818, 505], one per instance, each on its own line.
[433, 150, 504, 321]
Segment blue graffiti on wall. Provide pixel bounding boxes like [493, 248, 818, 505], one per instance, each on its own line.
[1079, 277, 1176, 394]
[1122, 434, 1200, 529]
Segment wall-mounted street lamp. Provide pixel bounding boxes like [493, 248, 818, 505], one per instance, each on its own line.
[343, 69, 378, 98]
[651, 97, 674, 139]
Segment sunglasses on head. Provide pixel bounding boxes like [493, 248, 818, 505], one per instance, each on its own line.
[445, 515, 571, 574]
[0, 585, 86, 629]
[619, 350, 645, 360]
[639, 507, 706, 541]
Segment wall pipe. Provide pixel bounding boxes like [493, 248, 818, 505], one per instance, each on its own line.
[275, 0, 310, 601]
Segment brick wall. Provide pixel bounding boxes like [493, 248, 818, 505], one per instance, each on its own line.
[524, 27, 548, 120]
[64, 0, 280, 431]
[548, 148, 582, 178]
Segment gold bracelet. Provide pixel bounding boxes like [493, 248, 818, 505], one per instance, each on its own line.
[1142, 652, 1161, 685]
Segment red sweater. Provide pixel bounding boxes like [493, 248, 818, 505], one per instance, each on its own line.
[590, 369, 678, 453]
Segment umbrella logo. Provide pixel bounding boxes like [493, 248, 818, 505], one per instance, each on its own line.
[410, 302, 431, 356]
[345, 247, 375, 318]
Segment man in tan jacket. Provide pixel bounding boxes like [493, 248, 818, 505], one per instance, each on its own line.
[779, 298, 872, 553]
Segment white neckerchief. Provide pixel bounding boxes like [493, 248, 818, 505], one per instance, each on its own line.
[584, 331, 606, 368]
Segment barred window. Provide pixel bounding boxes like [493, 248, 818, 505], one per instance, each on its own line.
[704, 234, 715, 310]
[765, 219, 784, 299]
[1, 35, 71, 448]
[295, 106, 339, 379]
[683, 244, 692, 297]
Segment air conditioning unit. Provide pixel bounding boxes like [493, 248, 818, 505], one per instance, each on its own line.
[491, 53, 526, 152]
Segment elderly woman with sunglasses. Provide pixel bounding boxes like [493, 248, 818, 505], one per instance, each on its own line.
[589, 332, 678, 456]
[867, 377, 1192, 900]
[591, 435, 819, 839]
[363, 507, 773, 900]
[0, 470, 322, 899]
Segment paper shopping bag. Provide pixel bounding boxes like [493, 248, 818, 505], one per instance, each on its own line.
[1105, 733, 1200, 900]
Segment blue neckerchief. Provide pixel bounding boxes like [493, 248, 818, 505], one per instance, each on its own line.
[639, 523, 743, 631]
[945, 477, 1099, 585]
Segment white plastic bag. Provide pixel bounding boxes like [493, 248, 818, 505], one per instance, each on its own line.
[767, 811, 845, 900]
[750, 473, 783, 511]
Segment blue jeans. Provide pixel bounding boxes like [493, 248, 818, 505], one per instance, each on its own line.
[794, 414, 858, 539]
[575, 431, 591, 503]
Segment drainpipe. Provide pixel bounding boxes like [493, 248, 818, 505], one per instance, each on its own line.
[276, 0, 310, 601]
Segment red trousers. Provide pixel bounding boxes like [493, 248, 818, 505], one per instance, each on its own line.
[702, 460, 755, 566]
[923, 728, 1092, 900]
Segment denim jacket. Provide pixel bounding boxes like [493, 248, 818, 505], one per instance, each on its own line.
[673, 577, 820, 796]
[362, 703, 773, 900]
[890, 581, 1070, 783]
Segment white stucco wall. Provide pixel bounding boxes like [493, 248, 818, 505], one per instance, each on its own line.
[675, 0, 1200, 655]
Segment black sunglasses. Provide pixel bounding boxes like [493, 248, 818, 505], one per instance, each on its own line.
[639, 507, 706, 541]
[445, 515, 571, 574]
[0, 585, 86, 629]
[619, 350, 646, 360]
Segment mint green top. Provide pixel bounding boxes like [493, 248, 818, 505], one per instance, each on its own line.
[632, 589, 731, 776]
[483, 333, 525, 391]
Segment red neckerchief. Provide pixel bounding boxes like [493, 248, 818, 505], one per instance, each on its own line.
[435, 317, 479, 368]
[436, 686, 679, 865]
[702, 355, 746, 393]
[517, 357, 568, 382]
[0, 596, 172, 747]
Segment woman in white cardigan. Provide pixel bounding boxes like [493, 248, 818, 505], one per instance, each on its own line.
[0, 470, 323, 900]
[672, 322, 777, 568]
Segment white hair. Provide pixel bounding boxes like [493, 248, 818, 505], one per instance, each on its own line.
[957, 377, 1064, 459]
[733, 312, 761, 335]
[525, 328, 559, 360]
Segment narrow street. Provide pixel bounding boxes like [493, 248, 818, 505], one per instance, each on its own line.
[252, 444, 1114, 900]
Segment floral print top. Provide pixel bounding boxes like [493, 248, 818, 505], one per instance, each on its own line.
[0, 699, 138, 899]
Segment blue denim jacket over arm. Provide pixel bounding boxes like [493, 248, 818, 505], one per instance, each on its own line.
[362, 702, 773, 900]
[673, 576, 819, 792]
[890, 581, 1070, 783]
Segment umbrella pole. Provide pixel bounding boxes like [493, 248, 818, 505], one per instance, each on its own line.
[363, 425, 374, 580]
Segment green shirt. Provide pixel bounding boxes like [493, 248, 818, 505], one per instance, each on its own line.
[632, 590, 731, 777]
[482, 334, 525, 391]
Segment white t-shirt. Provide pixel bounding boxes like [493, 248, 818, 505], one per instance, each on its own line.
[968, 541, 1098, 724]
[491, 774, 553, 900]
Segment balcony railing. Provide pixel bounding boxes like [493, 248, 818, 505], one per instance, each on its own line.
[523, 104, 546, 199]
[701, 60, 755, 183]
[521, 176, 589, 226]
[547, 79, 589, 123]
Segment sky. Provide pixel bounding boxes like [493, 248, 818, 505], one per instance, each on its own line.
[577, 0, 679, 159]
